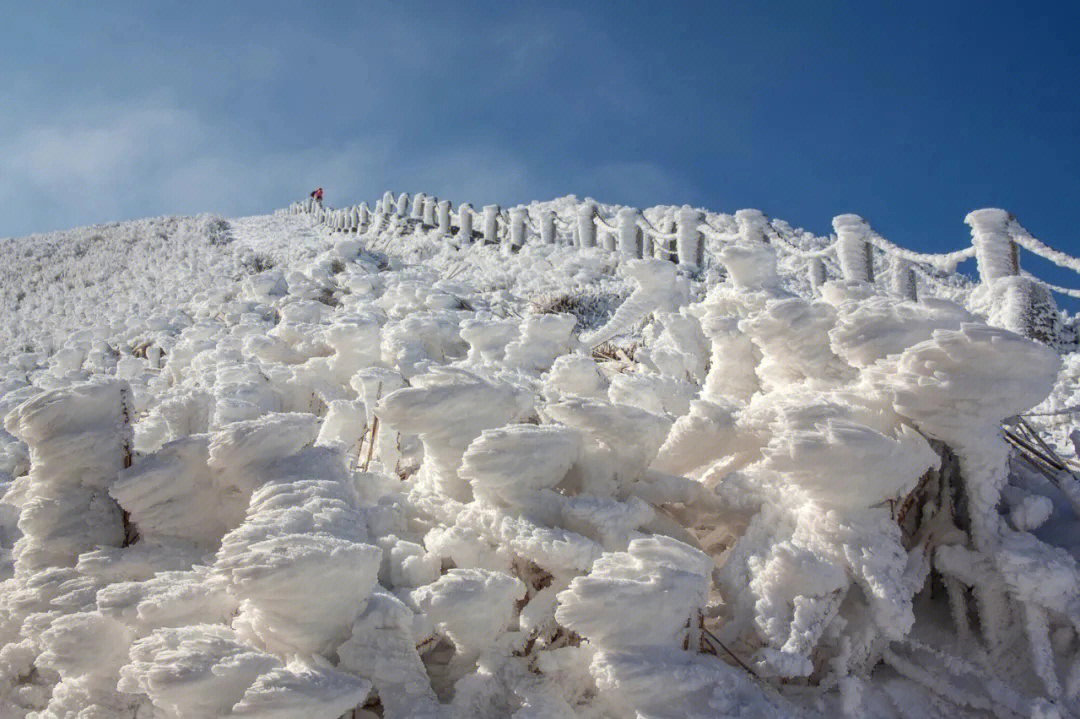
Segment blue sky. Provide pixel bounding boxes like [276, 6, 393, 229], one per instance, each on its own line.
[2, 1, 1079, 281]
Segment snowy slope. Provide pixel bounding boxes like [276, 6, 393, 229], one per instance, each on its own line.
[0, 199, 1079, 718]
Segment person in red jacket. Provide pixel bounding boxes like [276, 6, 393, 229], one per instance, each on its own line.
[310, 187, 324, 205]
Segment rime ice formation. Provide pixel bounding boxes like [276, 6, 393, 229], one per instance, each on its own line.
[1, 199, 1079, 718]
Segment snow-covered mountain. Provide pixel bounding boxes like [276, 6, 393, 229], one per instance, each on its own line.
[1, 196, 1079, 718]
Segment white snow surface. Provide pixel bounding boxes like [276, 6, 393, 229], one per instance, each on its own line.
[0, 199, 1079, 718]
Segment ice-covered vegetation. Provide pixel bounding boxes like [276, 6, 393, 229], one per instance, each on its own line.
[1, 196, 1080, 718]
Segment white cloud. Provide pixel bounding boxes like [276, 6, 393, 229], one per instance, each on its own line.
[0, 89, 695, 238]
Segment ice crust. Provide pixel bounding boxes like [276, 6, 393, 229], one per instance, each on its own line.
[0, 205, 1077, 717]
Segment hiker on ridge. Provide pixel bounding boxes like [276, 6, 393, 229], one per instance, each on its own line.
[310, 187, 324, 205]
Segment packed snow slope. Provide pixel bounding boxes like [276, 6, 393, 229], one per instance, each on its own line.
[2, 199, 1080, 719]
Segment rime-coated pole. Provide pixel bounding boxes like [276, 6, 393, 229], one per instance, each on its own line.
[809, 257, 827, 292]
[966, 208, 1019, 284]
[577, 202, 597, 248]
[617, 208, 642, 258]
[483, 205, 500, 245]
[508, 208, 527, 251]
[437, 201, 452, 235]
[423, 196, 437, 227]
[892, 257, 917, 301]
[458, 203, 473, 244]
[676, 206, 704, 268]
[540, 210, 556, 245]
[833, 214, 874, 283]
[735, 209, 768, 244]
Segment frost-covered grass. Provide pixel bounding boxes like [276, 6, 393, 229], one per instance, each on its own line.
[0, 201, 1079, 718]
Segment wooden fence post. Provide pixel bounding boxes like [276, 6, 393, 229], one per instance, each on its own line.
[508, 207, 527, 251]
[358, 203, 370, 232]
[892, 257, 917, 301]
[483, 205, 500, 245]
[437, 201, 451, 235]
[617, 208, 642, 258]
[833, 214, 874, 282]
[370, 203, 387, 235]
[540, 210, 556, 245]
[642, 230, 655, 259]
[423, 196, 437, 227]
[735, 209, 768, 244]
[411, 193, 426, 220]
[600, 225, 615, 252]
[676, 206, 704, 268]
[965, 208, 1053, 340]
[458, 204, 474, 244]
[809, 257, 827, 292]
[965, 209, 1019, 284]
[577, 202, 597, 248]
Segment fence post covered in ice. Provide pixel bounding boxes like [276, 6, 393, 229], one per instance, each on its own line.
[508, 207, 527, 251]
[359, 202, 370, 231]
[809, 257, 827, 292]
[833, 214, 874, 283]
[412, 193, 426, 221]
[966, 209, 1019, 284]
[964, 208, 1054, 340]
[371, 202, 388, 235]
[577, 202, 597, 248]
[891, 257, 917, 301]
[617, 208, 642, 258]
[657, 215, 676, 260]
[642, 229, 655, 259]
[423, 196, 437, 227]
[483, 205, 500, 245]
[540, 210, 556, 245]
[599, 224, 615, 252]
[396, 192, 410, 218]
[458, 204, 473, 244]
[676, 206, 704, 268]
[735, 209, 768, 244]
[437, 200, 451, 235]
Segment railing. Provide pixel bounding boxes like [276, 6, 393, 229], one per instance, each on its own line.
[285, 192, 1080, 343]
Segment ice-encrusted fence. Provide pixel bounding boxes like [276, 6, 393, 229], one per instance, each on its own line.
[287, 193, 1079, 342]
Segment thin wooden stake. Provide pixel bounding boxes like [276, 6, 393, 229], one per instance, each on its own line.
[362, 416, 379, 473]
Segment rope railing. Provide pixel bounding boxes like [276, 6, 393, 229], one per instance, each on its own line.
[1009, 220, 1080, 274]
[636, 214, 679, 242]
[762, 223, 838, 260]
[287, 191, 1080, 343]
[1022, 273, 1080, 300]
[865, 232, 978, 272]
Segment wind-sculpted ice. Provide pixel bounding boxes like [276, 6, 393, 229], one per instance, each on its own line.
[0, 205, 1078, 717]
[460, 425, 582, 506]
[4, 380, 132, 573]
[872, 323, 1061, 546]
[377, 369, 532, 501]
[580, 259, 692, 347]
[118, 624, 372, 719]
[557, 536, 712, 649]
